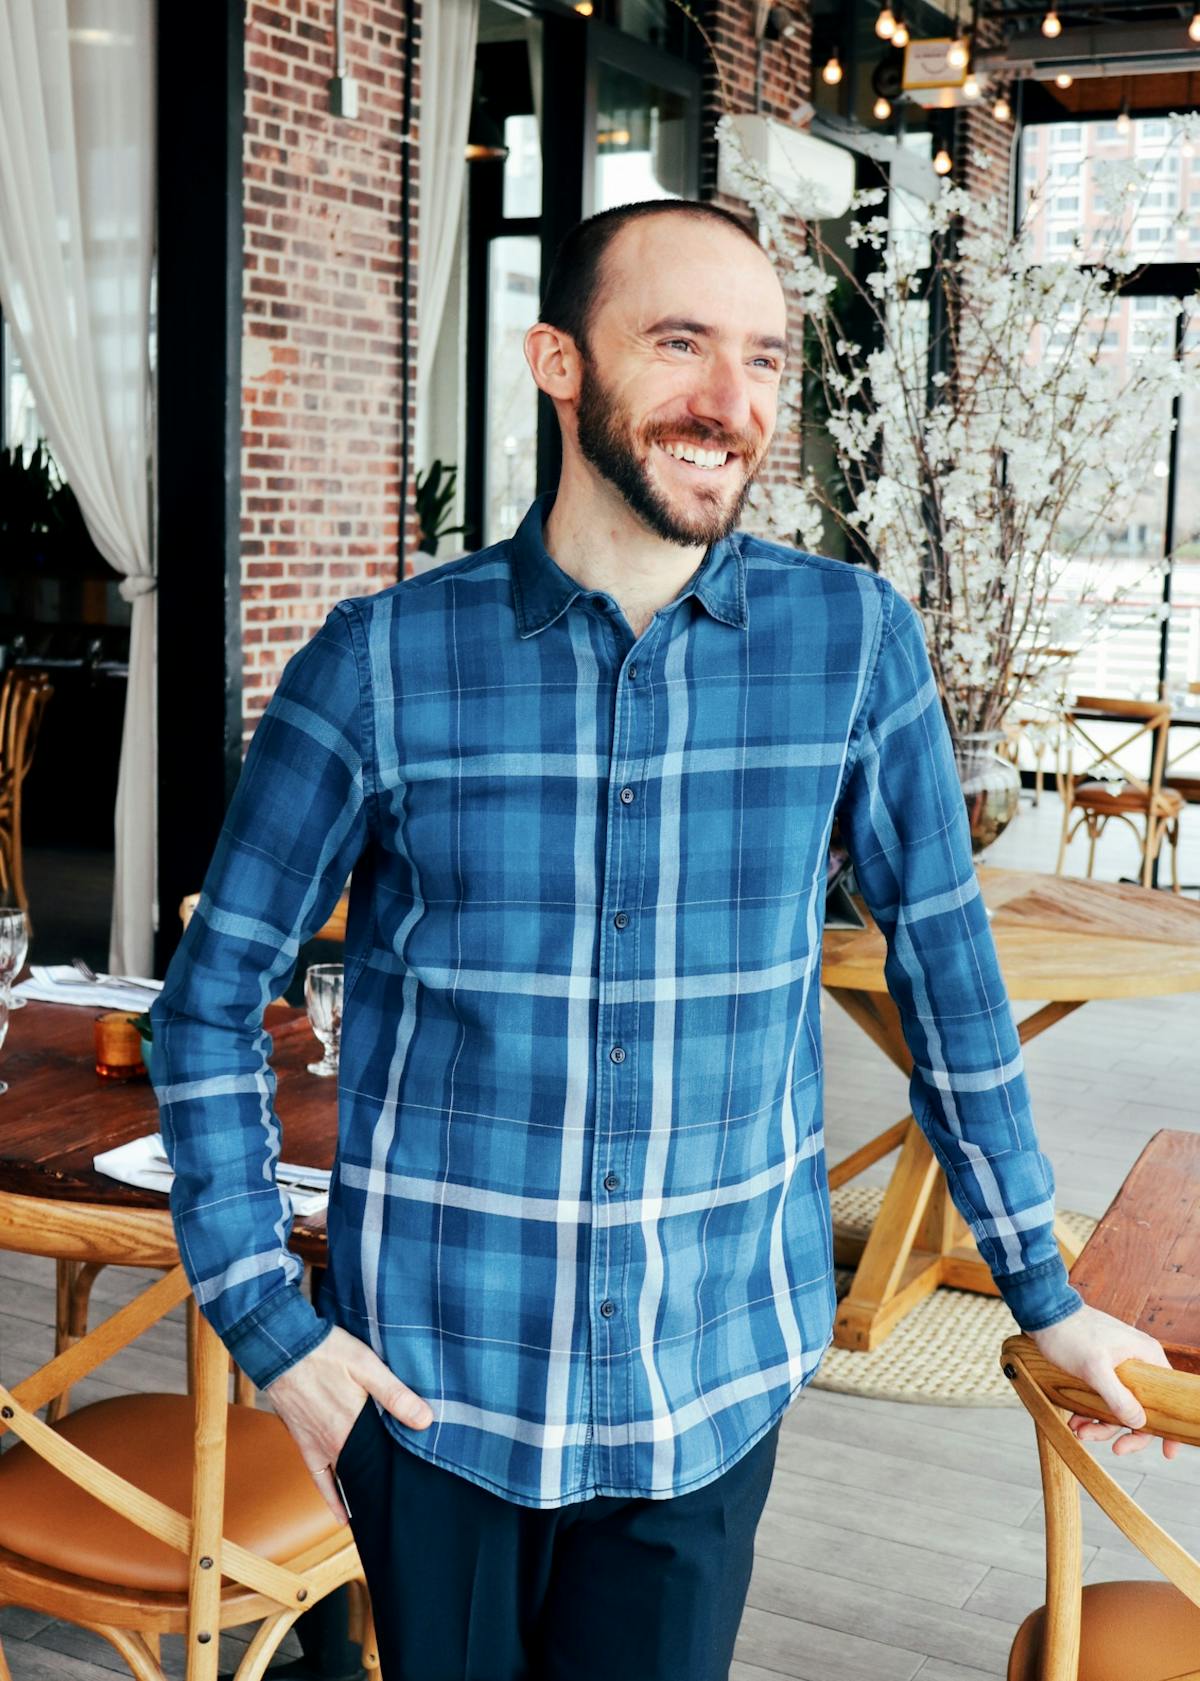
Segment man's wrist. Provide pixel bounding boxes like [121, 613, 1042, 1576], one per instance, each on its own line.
[995, 1253, 1083, 1334]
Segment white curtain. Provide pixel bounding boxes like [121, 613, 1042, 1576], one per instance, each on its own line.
[418, 0, 479, 403]
[0, 0, 155, 974]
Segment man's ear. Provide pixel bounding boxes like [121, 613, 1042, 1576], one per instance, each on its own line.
[524, 321, 582, 403]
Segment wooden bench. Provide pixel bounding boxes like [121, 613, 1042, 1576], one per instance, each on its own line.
[1069, 1128, 1200, 1375]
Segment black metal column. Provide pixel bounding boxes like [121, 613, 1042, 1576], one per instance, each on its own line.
[154, 0, 245, 976]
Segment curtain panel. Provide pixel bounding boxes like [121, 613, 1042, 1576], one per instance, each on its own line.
[0, 0, 156, 974]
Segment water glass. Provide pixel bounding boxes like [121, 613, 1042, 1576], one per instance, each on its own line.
[0, 908, 29, 1011]
[305, 963, 343, 1078]
[0, 992, 10, 1094]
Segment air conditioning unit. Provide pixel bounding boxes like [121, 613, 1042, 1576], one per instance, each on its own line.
[717, 113, 856, 220]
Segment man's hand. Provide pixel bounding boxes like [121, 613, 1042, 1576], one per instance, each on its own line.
[264, 1326, 434, 1522]
[1030, 1303, 1179, 1461]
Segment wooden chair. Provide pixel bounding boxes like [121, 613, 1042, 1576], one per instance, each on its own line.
[1004, 1128, 1200, 1679]
[1164, 681, 1200, 809]
[1055, 696, 1183, 891]
[0, 1197, 377, 1681]
[1002, 1336, 1200, 1681]
[0, 669, 53, 912]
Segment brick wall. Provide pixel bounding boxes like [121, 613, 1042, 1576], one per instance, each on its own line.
[240, 0, 419, 740]
[700, 1, 813, 535]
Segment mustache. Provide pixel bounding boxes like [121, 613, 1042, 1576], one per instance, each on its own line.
[644, 422, 761, 458]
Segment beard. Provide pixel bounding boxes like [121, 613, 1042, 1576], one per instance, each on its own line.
[574, 357, 761, 547]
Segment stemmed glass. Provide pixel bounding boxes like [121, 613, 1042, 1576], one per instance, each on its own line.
[0, 992, 10, 1094]
[0, 908, 29, 1011]
[305, 963, 343, 1078]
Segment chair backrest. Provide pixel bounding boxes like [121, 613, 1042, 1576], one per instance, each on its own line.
[0, 1197, 322, 1680]
[180, 888, 349, 944]
[1058, 695, 1173, 802]
[1001, 1334, 1200, 1681]
[0, 669, 53, 787]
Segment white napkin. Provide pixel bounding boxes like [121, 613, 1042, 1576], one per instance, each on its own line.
[15, 964, 164, 1012]
[93, 1132, 330, 1218]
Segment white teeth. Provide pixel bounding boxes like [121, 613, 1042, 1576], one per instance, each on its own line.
[661, 442, 729, 470]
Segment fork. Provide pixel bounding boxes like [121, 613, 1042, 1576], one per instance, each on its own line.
[72, 957, 102, 983]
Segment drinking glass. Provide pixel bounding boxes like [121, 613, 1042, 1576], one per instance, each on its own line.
[305, 963, 343, 1078]
[0, 908, 29, 1011]
[0, 992, 11, 1094]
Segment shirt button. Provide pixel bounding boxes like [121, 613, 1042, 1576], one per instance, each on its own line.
[619, 786, 636, 805]
[609, 1045, 626, 1064]
[613, 911, 629, 929]
[600, 1300, 617, 1318]
[604, 1172, 621, 1191]
[628, 664, 638, 681]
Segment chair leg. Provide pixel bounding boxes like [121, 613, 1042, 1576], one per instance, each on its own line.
[0, 1631, 13, 1681]
[1085, 816, 1099, 879]
[1056, 806, 1072, 875]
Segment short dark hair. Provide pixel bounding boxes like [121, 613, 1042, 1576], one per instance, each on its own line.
[539, 199, 762, 355]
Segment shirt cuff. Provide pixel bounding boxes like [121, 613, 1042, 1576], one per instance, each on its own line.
[994, 1253, 1084, 1333]
[223, 1283, 333, 1391]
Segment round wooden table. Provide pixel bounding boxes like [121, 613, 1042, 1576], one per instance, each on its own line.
[821, 867, 1200, 1351]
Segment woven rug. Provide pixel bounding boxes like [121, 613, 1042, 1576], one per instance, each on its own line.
[812, 1185, 1096, 1407]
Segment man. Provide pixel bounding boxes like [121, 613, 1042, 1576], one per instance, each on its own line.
[154, 200, 1175, 1681]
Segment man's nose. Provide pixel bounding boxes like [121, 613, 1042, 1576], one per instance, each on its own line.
[688, 354, 753, 437]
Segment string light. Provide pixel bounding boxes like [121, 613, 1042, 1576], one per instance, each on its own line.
[1055, 72, 1073, 88]
[933, 145, 953, 175]
[876, 5, 896, 39]
[1116, 100, 1132, 136]
[963, 74, 981, 99]
[947, 29, 969, 69]
[993, 93, 1012, 122]
[1190, 10, 1200, 43]
[892, 14, 910, 47]
[873, 95, 893, 120]
[573, 1, 593, 13]
[821, 47, 843, 84]
[1041, 8, 1061, 37]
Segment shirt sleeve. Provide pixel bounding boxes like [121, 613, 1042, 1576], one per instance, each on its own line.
[150, 601, 373, 1389]
[834, 583, 1082, 1334]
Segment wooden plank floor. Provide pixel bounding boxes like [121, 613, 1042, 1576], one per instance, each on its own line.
[2, 793, 1198, 1679]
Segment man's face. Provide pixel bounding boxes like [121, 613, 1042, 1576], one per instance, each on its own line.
[571, 215, 787, 546]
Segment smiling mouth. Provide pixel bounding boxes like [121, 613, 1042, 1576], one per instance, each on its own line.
[656, 440, 737, 473]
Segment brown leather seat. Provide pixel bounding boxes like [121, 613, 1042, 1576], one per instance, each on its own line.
[0, 1393, 340, 1592]
[1010, 1578, 1200, 1680]
[1074, 780, 1185, 816]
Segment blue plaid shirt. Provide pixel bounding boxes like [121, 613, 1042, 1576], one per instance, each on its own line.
[153, 494, 1080, 1509]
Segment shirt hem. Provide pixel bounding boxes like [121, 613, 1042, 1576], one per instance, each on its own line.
[373, 1357, 826, 1510]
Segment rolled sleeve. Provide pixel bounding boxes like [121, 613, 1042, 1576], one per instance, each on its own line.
[835, 585, 1081, 1334]
[151, 602, 373, 1389]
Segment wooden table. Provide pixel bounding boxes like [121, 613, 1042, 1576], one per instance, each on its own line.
[0, 1000, 335, 1375]
[822, 867, 1200, 1352]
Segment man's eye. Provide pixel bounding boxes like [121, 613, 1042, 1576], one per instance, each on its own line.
[751, 357, 779, 371]
[663, 339, 695, 353]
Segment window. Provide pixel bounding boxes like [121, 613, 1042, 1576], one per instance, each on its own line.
[1049, 193, 1080, 216]
[1140, 118, 1169, 142]
[1048, 226, 1077, 250]
[1094, 121, 1121, 144]
[1053, 123, 1083, 148]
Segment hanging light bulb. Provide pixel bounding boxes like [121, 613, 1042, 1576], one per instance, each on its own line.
[1184, 135, 1196, 158]
[933, 145, 953, 175]
[1055, 72, 1073, 88]
[947, 30, 969, 69]
[873, 94, 893, 120]
[993, 92, 1012, 122]
[821, 47, 843, 85]
[963, 74, 981, 99]
[892, 14, 910, 47]
[1116, 101, 1132, 136]
[1042, 8, 1062, 37]
[876, 5, 896, 39]
[1190, 10, 1200, 43]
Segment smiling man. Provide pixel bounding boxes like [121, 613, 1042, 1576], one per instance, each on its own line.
[153, 200, 1175, 1681]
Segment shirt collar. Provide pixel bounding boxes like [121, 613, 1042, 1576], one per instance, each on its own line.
[510, 494, 747, 639]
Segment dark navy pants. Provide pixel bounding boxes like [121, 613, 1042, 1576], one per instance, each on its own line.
[334, 1401, 780, 1681]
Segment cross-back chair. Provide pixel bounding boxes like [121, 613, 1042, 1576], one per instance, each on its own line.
[1055, 696, 1183, 891]
[0, 668, 53, 912]
[0, 1194, 377, 1681]
[1003, 1335, 1200, 1681]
